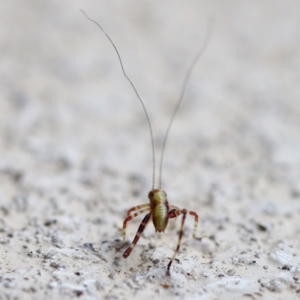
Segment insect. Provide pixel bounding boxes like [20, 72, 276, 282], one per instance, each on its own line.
[82, 10, 211, 274]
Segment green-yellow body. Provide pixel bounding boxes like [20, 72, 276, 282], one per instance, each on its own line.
[149, 189, 169, 232]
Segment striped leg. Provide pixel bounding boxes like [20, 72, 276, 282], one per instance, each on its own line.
[167, 209, 200, 274]
[123, 213, 151, 258]
[122, 207, 150, 245]
[126, 203, 150, 217]
[188, 211, 200, 239]
[169, 208, 199, 238]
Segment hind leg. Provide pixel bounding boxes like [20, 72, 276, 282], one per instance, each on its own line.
[123, 213, 152, 258]
[167, 209, 201, 274]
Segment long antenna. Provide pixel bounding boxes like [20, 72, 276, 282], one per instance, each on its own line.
[158, 22, 212, 189]
[81, 10, 156, 190]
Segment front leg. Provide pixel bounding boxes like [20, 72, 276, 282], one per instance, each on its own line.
[126, 203, 150, 217]
[122, 204, 150, 247]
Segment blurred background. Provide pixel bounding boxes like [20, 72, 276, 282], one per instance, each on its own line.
[1, 0, 300, 298]
[1, 0, 300, 205]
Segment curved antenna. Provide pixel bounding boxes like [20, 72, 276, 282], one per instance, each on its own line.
[158, 21, 212, 189]
[81, 10, 156, 190]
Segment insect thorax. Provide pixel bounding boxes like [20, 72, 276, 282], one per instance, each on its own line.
[149, 189, 169, 232]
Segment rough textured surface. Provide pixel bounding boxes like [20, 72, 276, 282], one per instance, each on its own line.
[1, 1, 300, 299]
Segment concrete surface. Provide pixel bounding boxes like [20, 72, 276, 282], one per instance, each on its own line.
[1, 1, 300, 299]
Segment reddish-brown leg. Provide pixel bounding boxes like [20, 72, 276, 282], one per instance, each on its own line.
[122, 207, 150, 245]
[123, 213, 151, 258]
[167, 209, 200, 274]
[169, 205, 180, 229]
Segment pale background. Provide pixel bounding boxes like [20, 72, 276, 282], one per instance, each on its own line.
[1, 1, 300, 299]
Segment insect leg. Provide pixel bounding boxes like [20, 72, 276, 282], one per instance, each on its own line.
[126, 203, 150, 217]
[167, 208, 202, 274]
[169, 208, 200, 239]
[122, 206, 150, 246]
[123, 212, 151, 258]
[187, 210, 201, 240]
[168, 205, 180, 229]
[167, 208, 187, 273]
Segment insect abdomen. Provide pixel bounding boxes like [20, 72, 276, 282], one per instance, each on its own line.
[149, 189, 169, 232]
[153, 203, 168, 232]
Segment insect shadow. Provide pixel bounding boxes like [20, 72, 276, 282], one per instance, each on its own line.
[82, 10, 211, 275]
